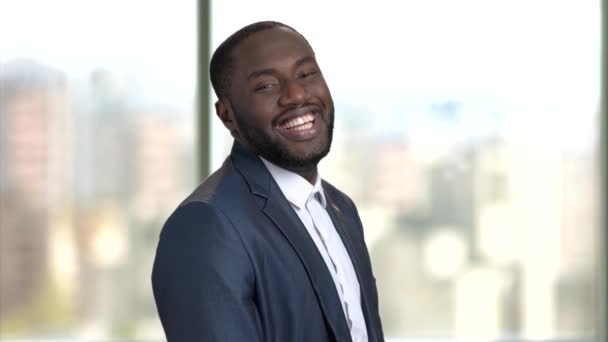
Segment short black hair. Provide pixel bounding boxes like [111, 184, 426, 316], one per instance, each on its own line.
[209, 21, 299, 100]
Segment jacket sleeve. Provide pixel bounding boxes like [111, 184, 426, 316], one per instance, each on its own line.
[151, 201, 262, 342]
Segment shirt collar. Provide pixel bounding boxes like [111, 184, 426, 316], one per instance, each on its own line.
[260, 157, 326, 209]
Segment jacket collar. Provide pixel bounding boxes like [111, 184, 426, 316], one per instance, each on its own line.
[229, 141, 273, 199]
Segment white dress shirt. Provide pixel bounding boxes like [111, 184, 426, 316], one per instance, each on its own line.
[261, 158, 368, 342]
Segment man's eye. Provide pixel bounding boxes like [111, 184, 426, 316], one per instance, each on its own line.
[301, 71, 317, 78]
[254, 83, 276, 91]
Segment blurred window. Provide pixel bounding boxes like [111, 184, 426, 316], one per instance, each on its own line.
[0, 0, 196, 339]
[210, 1, 602, 340]
[0, 0, 602, 341]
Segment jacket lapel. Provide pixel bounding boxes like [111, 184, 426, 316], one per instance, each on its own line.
[263, 191, 352, 341]
[324, 192, 377, 342]
[229, 142, 352, 342]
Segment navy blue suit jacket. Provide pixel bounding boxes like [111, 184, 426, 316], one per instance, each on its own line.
[152, 142, 384, 342]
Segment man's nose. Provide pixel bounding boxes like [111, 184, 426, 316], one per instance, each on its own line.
[278, 80, 309, 106]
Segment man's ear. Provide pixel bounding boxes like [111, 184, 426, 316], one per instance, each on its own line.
[215, 100, 239, 139]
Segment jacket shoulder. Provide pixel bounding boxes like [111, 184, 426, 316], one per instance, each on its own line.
[180, 158, 245, 208]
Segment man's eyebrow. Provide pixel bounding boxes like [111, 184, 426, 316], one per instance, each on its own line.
[247, 68, 275, 81]
[294, 55, 316, 67]
[247, 55, 317, 81]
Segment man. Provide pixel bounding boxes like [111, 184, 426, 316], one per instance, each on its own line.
[152, 21, 384, 342]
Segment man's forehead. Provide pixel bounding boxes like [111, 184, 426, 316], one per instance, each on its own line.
[231, 28, 314, 68]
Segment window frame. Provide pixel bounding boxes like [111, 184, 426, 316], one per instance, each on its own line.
[599, 1, 607, 342]
[197, 0, 212, 180]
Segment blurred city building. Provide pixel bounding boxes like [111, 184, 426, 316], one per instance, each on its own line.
[0, 59, 70, 328]
[0, 60, 194, 338]
[348, 112, 599, 338]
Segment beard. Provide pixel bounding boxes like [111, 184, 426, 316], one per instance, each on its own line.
[234, 109, 334, 171]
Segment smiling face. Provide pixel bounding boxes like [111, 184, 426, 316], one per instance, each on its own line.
[216, 27, 334, 177]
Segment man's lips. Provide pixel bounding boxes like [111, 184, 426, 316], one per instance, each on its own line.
[278, 112, 315, 131]
[274, 106, 323, 140]
[274, 106, 322, 130]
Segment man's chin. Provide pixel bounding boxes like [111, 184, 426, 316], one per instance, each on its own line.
[263, 144, 330, 170]
[238, 125, 333, 171]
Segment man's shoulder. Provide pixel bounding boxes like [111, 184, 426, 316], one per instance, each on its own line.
[180, 159, 248, 209]
[156, 159, 255, 243]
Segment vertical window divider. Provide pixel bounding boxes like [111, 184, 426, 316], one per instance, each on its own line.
[600, 1, 608, 342]
[197, 0, 211, 180]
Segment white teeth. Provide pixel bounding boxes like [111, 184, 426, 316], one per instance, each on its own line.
[280, 113, 314, 130]
[291, 122, 313, 131]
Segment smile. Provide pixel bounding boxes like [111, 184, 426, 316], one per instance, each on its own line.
[278, 112, 315, 131]
[275, 111, 322, 141]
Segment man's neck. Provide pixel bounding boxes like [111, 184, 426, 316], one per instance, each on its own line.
[294, 167, 318, 185]
[273, 163, 318, 185]
[259, 156, 319, 185]
[235, 141, 320, 185]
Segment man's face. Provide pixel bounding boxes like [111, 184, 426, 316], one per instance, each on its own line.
[219, 27, 334, 171]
